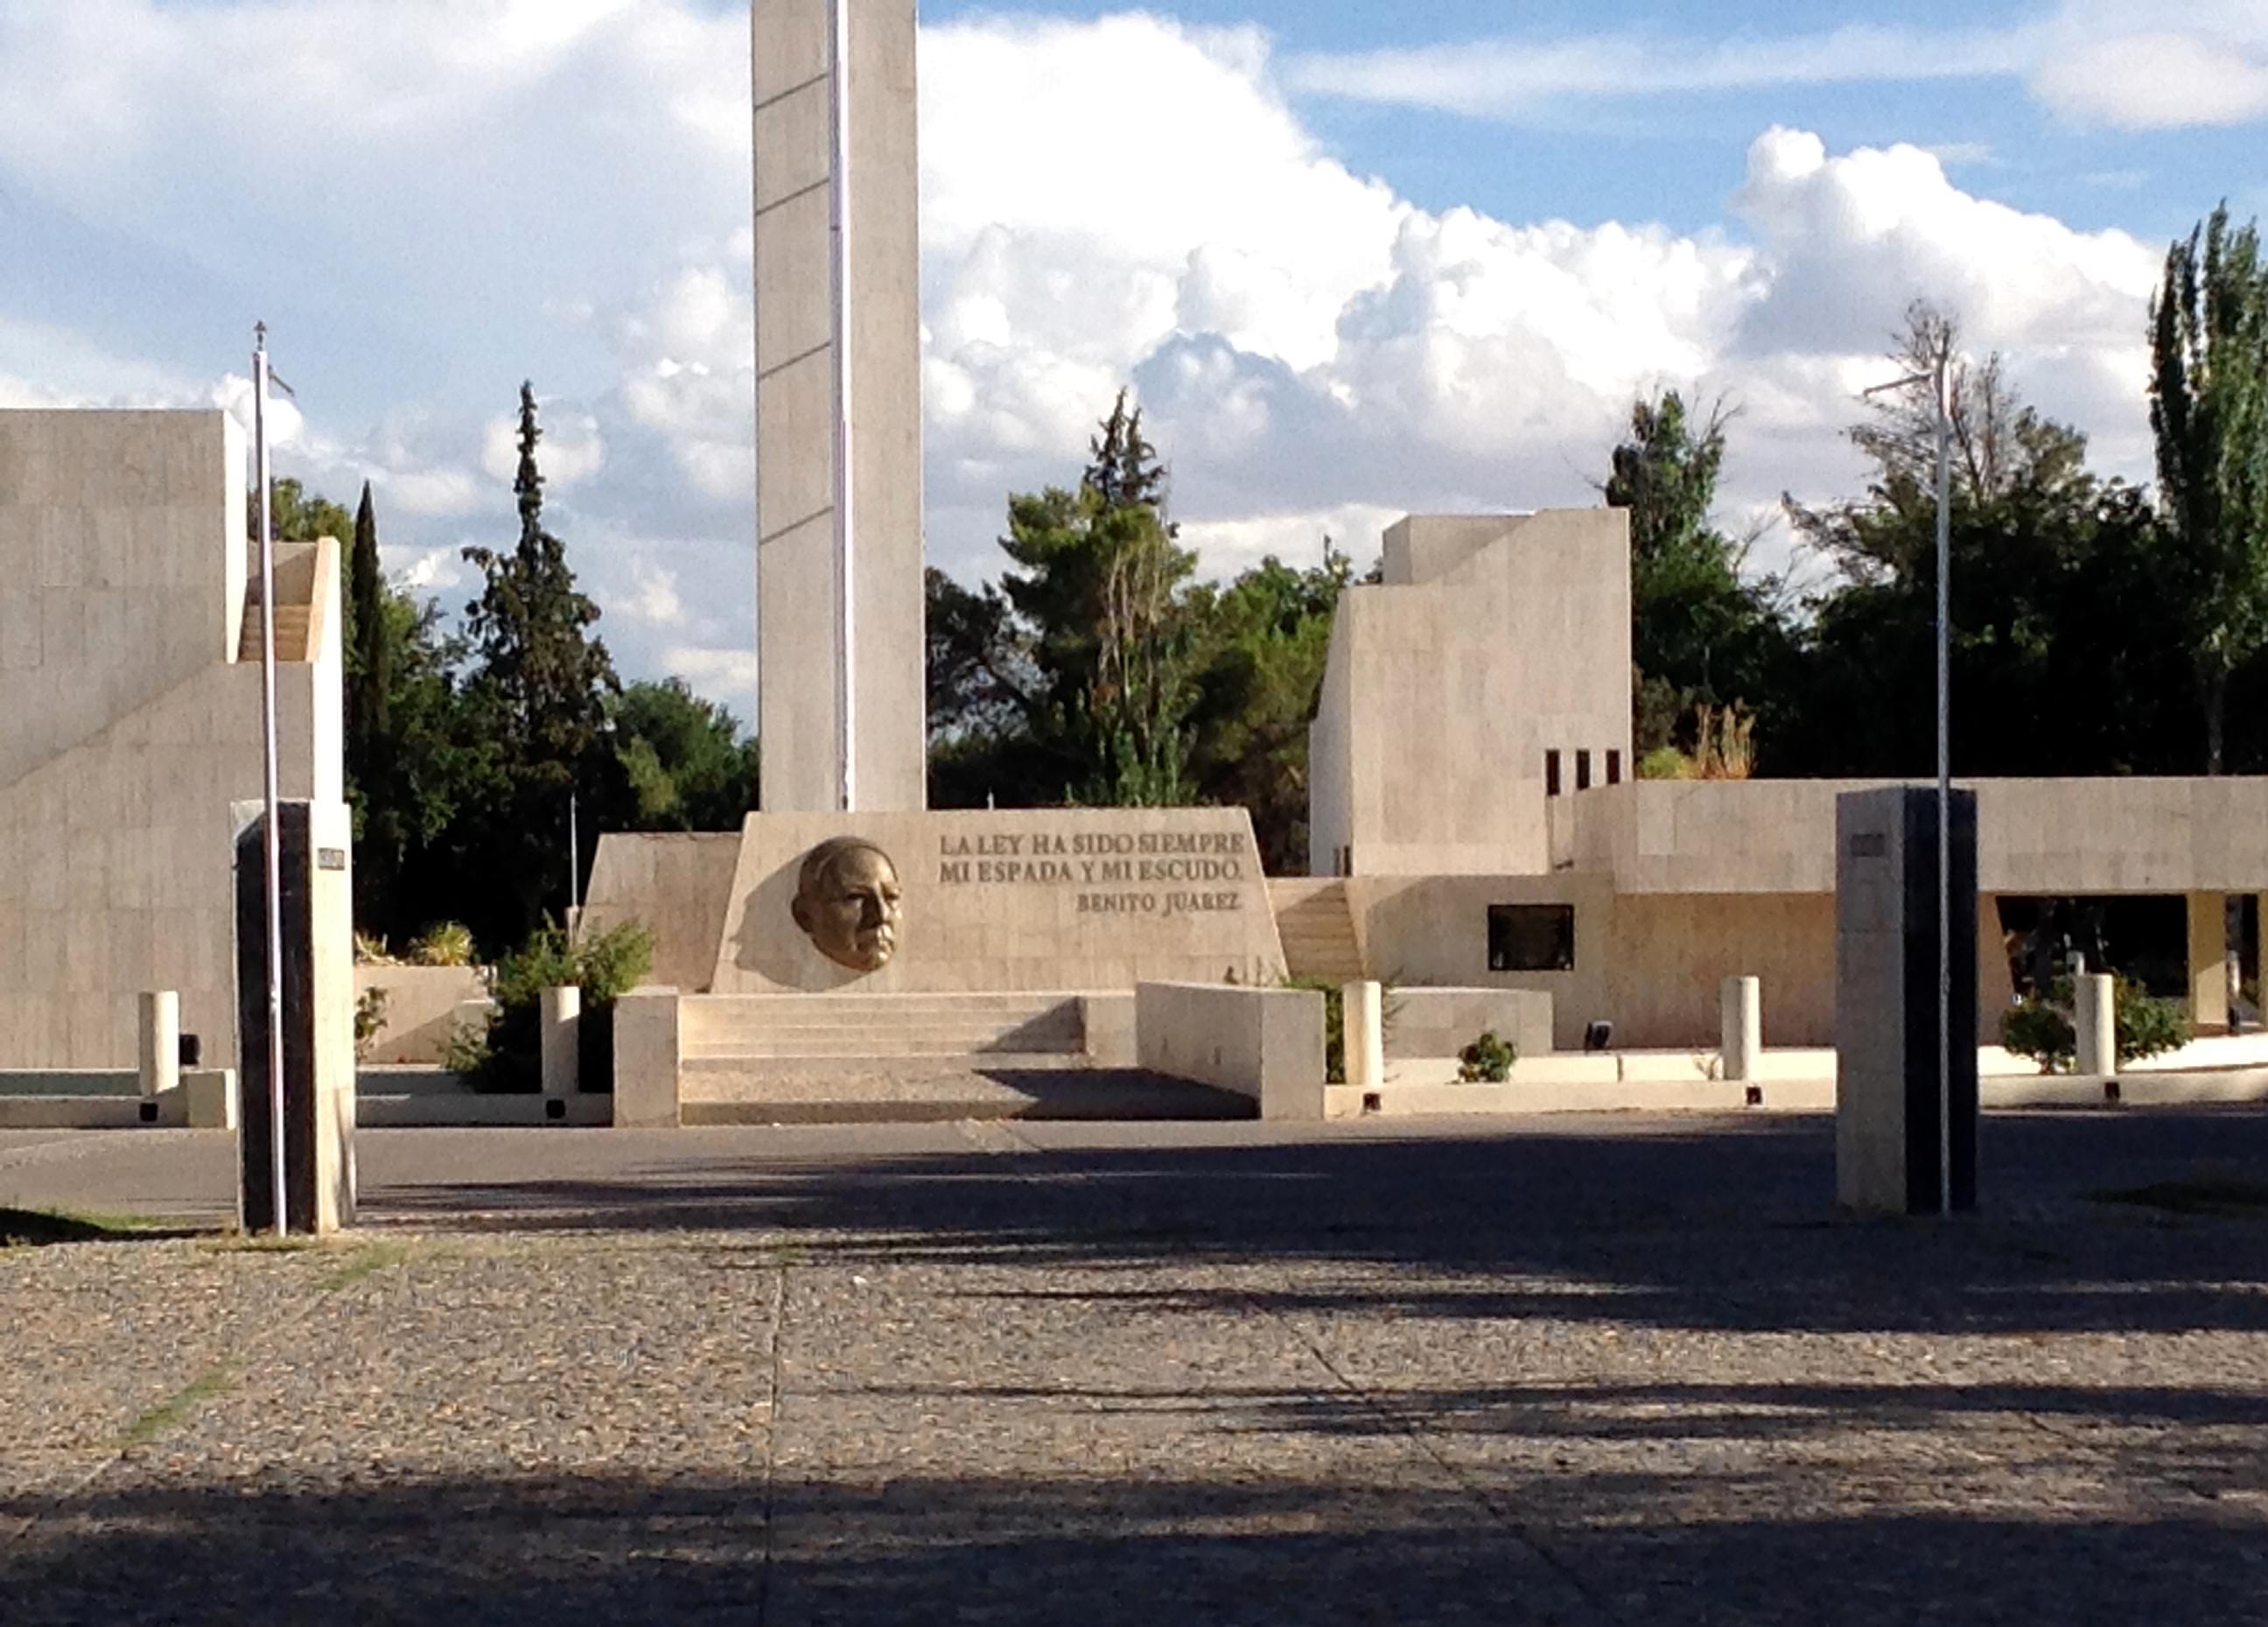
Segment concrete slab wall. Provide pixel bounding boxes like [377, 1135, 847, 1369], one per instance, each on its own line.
[1567, 777, 2268, 897]
[0, 410, 340, 1070]
[1309, 508, 1632, 878]
[1136, 981, 1324, 1121]
[353, 964, 491, 1064]
[580, 832, 744, 992]
[1384, 987, 1554, 1063]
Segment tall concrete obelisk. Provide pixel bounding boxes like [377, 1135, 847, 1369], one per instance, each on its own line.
[752, 0, 927, 813]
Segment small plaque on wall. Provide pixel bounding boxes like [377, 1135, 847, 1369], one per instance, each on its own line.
[317, 848, 348, 872]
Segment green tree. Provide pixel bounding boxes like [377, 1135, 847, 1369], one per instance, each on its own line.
[1776, 306, 2188, 779]
[1604, 390, 1792, 757]
[1184, 545, 1353, 872]
[2151, 205, 2268, 773]
[458, 382, 620, 939]
[612, 678, 760, 832]
[994, 391, 1200, 805]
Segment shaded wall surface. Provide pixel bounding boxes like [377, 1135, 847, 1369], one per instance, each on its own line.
[0, 410, 339, 1069]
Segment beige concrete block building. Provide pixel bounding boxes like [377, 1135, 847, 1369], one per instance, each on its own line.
[1306, 507, 2268, 1049]
[0, 410, 341, 1070]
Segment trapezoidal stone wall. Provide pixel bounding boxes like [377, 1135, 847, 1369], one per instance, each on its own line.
[701, 808, 1285, 994]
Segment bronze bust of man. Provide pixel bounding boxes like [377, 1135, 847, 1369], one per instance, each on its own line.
[790, 838, 903, 973]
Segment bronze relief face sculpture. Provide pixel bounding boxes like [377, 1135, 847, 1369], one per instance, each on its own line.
[790, 838, 903, 973]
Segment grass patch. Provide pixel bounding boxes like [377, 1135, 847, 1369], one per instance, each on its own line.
[2090, 1177, 2268, 1217]
[317, 1241, 410, 1292]
[118, 1364, 236, 1450]
[0, 1208, 177, 1249]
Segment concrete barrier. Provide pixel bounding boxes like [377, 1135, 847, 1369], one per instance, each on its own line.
[1137, 982, 1325, 1121]
[613, 989, 682, 1128]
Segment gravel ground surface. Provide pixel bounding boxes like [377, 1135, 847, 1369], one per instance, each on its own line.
[4, 1109, 2266, 1624]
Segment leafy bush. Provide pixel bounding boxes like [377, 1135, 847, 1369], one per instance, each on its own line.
[455, 920, 654, 1092]
[353, 985, 391, 1061]
[408, 922, 478, 968]
[2002, 975, 2192, 1073]
[1637, 746, 1691, 782]
[1458, 1030, 1516, 1083]
[1284, 978, 1347, 1083]
[354, 932, 400, 966]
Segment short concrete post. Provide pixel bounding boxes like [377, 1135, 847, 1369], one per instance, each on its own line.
[540, 985, 582, 1098]
[1719, 976, 1760, 1083]
[2075, 973, 2117, 1077]
[137, 991, 179, 1098]
[1343, 980, 1385, 1091]
[613, 989, 682, 1129]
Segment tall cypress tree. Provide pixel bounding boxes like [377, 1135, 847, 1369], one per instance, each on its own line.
[345, 481, 396, 927]
[461, 383, 619, 936]
[2151, 205, 2268, 774]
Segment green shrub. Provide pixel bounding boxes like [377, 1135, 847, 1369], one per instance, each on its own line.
[354, 985, 391, 1062]
[408, 922, 477, 968]
[458, 920, 654, 1093]
[1458, 1030, 1516, 1083]
[2002, 975, 2192, 1073]
[1637, 746, 1691, 782]
[1285, 978, 1347, 1083]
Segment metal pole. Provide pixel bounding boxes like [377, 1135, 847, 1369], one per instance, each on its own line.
[253, 326, 288, 1239]
[829, 0, 857, 814]
[1934, 350, 1953, 1219]
[568, 790, 579, 915]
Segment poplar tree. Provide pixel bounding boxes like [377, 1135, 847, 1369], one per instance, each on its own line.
[2150, 205, 2268, 774]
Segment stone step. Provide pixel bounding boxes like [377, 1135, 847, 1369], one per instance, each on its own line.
[236, 606, 312, 663]
[684, 1034, 1085, 1062]
[678, 1066, 1252, 1126]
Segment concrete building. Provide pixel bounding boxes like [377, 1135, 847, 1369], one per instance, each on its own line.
[1306, 507, 2268, 1048]
[0, 410, 342, 1070]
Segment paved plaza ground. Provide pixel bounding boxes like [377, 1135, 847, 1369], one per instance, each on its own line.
[3, 1109, 2266, 1624]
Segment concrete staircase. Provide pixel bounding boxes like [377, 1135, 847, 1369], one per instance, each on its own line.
[682, 992, 1088, 1066]
[237, 600, 312, 663]
[1269, 880, 1364, 983]
[672, 992, 1243, 1125]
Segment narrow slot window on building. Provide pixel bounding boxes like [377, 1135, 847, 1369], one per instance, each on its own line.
[1576, 749, 1592, 791]
[1545, 750, 1562, 797]
[1606, 749, 1622, 785]
[1488, 904, 1577, 971]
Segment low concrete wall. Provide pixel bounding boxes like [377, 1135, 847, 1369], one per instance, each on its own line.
[354, 965, 492, 1064]
[1080, 992, 1138, 1068]
[1136, 982, 1324, 1121]
[0, 1069, 236, 1128]
[1385, 987, 1553, 1063]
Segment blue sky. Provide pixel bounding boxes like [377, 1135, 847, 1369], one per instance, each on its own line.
[2, 0, 2263, 710]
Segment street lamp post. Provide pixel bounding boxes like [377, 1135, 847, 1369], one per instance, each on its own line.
[1866, 345, 1955, 1217]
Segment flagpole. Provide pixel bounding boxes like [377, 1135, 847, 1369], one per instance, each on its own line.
[253, 326, 288, 1238]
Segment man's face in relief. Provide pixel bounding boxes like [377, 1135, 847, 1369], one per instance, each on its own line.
[791, 840, 903, 972]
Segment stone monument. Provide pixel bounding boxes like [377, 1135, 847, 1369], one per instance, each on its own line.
[579, 0, 1287, 1018]
[754, 0, 926, 814]
[1834, 786, 1979, 1216]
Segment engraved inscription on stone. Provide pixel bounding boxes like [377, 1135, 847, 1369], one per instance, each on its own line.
[934, 827, 1247, 918]
[792, 838, 904, 972]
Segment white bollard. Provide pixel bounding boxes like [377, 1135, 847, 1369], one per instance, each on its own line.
[1720, 976, 1761, 1083]
[540, 985, 582, 1098]
[138, 991, 179, 1099]
[2075, 973, 2117, 1077]
[1342, 980, 1385, 1092]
